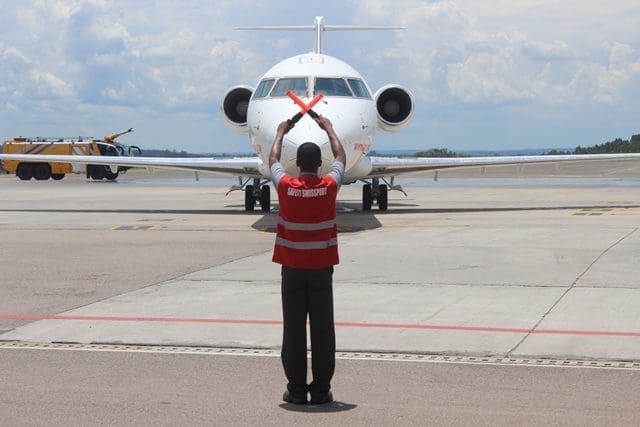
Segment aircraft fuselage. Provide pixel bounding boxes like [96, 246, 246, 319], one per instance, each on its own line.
[244, 53, 378, 182]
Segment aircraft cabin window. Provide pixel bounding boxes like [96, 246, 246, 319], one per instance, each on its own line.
[347, 79, 371, 99]
[253, 79, 275, 98]
[314, 78, 353, 97]
[270, 78, 308, 97]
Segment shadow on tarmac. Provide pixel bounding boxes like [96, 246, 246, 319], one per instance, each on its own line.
[375, 203, 640, 215]
[279, 401, 357, 413]
[2, 203, 638, 231]
[2, 204, 638, 218]
[0, 208, 253, 215]
[251, 210, 383, 233]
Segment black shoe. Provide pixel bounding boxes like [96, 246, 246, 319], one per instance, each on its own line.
[283, 390, 307, 405]
[310, 391, 333, 405]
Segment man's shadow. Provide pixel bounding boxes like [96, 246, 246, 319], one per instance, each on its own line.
[279, 401, 357, 413]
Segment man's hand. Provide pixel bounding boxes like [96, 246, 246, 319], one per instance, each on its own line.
[314, 116, 333, 131]
[314, 115, 346, 166]
[277, 120, 294, 136]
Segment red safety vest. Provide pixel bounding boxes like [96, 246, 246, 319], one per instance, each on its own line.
[273, 173, 339, 269]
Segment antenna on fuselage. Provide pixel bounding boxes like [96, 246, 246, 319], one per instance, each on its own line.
[235, 16, 405, 54]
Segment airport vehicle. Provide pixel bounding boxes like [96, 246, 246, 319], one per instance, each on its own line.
[1, 129, 141, 181]
[1, 17, 639, 211]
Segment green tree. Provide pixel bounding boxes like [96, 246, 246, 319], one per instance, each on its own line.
[414, 148, 465, 157]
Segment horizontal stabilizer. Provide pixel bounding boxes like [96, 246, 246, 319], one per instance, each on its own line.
[235, 16, 404, 54]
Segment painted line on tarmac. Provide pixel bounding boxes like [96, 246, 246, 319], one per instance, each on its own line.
[1, 341, 639, 370]
[2, 314, 640, 337]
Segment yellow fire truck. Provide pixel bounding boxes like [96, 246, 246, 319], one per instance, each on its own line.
[1, 128, 141, 181]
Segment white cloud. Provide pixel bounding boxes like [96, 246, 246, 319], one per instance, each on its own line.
[521, 40, 580, 61]
[447, 52, 533, 104]
[1, 0, 267, 112]
[1, 0, 638, 151]
[609, 43, 636, 68]
[29, 70, 76, 98]
[2, 46, 32, 65]
[351, 0, 640, 109]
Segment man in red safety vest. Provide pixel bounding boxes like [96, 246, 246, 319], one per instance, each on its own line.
[269, 115, 346, 405]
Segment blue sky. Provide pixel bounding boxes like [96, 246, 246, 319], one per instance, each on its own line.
[1, 0, 639, 153]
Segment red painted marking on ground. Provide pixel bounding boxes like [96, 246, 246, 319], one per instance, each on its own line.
[2, 314, 640, 337]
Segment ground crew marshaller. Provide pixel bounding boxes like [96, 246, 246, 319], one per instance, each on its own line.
[269, 115, 346, 405]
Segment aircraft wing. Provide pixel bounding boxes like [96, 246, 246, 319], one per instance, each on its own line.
[0, 153, 265, 178]
[366, 153, 640, 178]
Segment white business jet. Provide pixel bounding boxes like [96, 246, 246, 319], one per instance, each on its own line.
[2, 16, 640, 212]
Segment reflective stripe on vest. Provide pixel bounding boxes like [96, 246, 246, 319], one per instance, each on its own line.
[273, 173, 339, 268]
[275, 237, 338, 250]
[277, 218, 336, 231]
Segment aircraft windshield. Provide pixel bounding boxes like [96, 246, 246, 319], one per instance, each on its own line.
[270, 78, 307, 97]
[314, 78, 353, 97]
[253, 79, 275, 98]
[347, 78, 371, 99]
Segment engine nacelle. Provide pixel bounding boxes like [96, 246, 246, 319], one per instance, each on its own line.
[374, 85, 415, 132]
[221, 85, 253, 133]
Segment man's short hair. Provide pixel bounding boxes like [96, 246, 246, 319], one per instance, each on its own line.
[297, 142, 321, 170]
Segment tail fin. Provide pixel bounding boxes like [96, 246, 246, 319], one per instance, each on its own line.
[235, 16, 405, 54]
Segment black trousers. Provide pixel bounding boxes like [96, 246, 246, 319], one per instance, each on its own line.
[281, 265, 335, 398]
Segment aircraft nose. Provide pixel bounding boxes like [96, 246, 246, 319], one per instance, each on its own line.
[281, 121, 332, 172]
[287, 121, 328, 147]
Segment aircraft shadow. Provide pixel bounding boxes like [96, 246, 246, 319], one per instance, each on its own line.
[251, 209, 383, 233]
[3, 202, 636, 234]
[0, 208, 259, 216]
[373, 202, 640, 215]
[279, 401, 357, 413]
[253, 200, 640, 232]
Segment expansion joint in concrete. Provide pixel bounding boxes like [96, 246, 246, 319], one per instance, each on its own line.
[506, 227, 639, 357]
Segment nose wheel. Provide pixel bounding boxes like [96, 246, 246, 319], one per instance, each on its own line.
[244, 179, 271, 212]
[362, 179, 389, 211]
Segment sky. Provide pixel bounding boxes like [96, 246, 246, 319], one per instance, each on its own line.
[1, 0, 639, 153]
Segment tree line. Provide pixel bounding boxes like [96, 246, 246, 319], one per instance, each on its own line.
[413, 148, 466, 158]
[412, 133, 640, 157]
[547, 134, 640, 155]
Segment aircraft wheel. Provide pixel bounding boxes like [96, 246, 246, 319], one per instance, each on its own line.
[378, 185, 388, 211]
[51, 174, 65, 181]
[88, 165, 106, 180]
[245, 185, 255, 211]
[34, 163, 51, 180]
[16, 163, 34, 180]
[260, 185, 270, 212]
[362, 184, 373, 211]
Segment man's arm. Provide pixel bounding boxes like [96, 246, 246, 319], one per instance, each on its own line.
[269, 120, 293, 167]
[314, 116, 346, 167]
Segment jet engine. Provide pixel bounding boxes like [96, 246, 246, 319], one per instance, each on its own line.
[221, 85, 253, 133]
[374, 85, 415, 132]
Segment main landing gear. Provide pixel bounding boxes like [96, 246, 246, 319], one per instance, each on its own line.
[239, 178, 271, 212]
[361, 177, 405, 211]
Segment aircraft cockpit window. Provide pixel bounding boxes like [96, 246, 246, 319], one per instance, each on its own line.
[270, 78, 308, 97]
[253, 79, 275, 98]
[347, 79, 371, 99]
[314, 78, 353, 97]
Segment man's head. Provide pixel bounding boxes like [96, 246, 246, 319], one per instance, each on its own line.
[296, 142, 322, 173]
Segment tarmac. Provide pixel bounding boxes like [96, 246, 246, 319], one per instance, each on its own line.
[1, 165, 640, 425]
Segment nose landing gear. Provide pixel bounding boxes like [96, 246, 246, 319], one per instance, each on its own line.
[361, 177, 403, 211]
[236, 178, 271, 212]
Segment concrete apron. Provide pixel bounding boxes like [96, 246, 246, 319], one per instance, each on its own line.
[3, 219, 640, 361]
